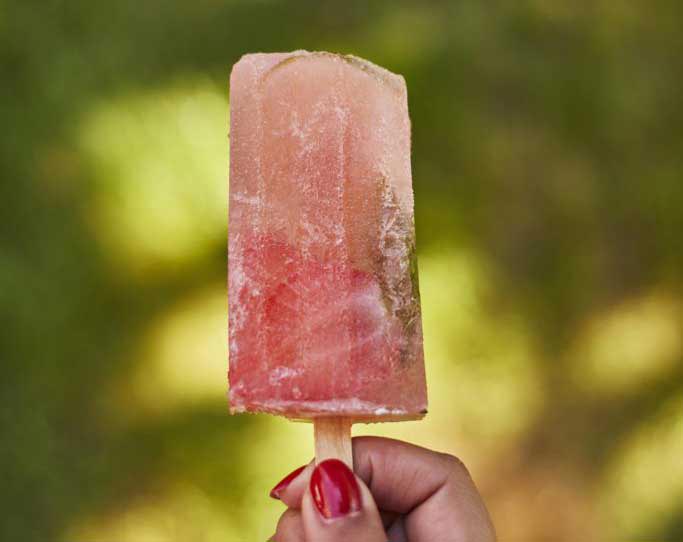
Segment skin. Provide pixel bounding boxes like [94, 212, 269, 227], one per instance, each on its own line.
[271, 436, 496, 542]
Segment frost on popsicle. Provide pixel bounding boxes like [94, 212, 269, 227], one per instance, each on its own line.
[228, 51, 427, 420]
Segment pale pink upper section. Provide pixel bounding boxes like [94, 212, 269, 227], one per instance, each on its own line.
[228, 51, 426, 420]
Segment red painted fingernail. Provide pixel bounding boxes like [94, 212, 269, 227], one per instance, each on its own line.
[310, 459, 361, 519]
[270, 465, 306, 500]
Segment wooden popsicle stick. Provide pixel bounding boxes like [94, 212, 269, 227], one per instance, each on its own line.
[314, 417, 353, 469]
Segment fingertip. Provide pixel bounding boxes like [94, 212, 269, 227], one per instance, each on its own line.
[301, 460, 385, 541]
[270, 464, 307, 500]
[277, 462, 314, 509]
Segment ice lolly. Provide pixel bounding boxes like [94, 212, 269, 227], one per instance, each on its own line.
[228, 51, 427, 436]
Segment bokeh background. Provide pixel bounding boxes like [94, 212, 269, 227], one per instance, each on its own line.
[2, 1, 682, 540]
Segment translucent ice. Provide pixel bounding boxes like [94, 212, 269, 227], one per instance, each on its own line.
[228, 51, 427, 420]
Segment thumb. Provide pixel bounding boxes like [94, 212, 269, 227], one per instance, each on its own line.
[301, 459, 386, 542]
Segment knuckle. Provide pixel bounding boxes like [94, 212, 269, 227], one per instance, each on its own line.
[438, 452, 471, 479]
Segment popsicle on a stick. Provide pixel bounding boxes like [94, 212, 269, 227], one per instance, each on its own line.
[228, 51, 427, 464]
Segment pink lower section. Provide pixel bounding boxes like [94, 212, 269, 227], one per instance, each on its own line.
[228, 234, 427, 418]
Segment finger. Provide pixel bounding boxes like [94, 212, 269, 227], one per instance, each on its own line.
[271, 462, 314, 509]
[351, 436, 457, 512]
[274, 461, 399, 534]
[301, 458, 386, 542]
[352, 436, 496, 542]
[272, 508, 304, 542]
[272, 465, 398, 519]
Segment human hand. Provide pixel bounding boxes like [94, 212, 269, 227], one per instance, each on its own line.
[269, 436, 496, 542]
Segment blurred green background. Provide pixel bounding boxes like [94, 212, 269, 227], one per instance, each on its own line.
[2, 1, 682, 540]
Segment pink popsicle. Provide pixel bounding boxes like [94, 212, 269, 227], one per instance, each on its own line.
[228, 51, 427, 422]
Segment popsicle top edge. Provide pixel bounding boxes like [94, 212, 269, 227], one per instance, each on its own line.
[231, 50, 406, 96]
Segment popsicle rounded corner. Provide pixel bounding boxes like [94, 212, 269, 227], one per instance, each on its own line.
[231, 50, 407, 99]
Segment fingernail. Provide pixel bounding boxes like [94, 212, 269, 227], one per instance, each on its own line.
[310, 459, 361, 519]
[270, 465, 306, 500]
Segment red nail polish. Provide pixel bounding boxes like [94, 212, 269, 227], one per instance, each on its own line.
[270, 465, 306, 500]
[310, 459, 361, 519]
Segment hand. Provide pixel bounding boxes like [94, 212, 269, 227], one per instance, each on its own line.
[269, 436, 496, 542]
